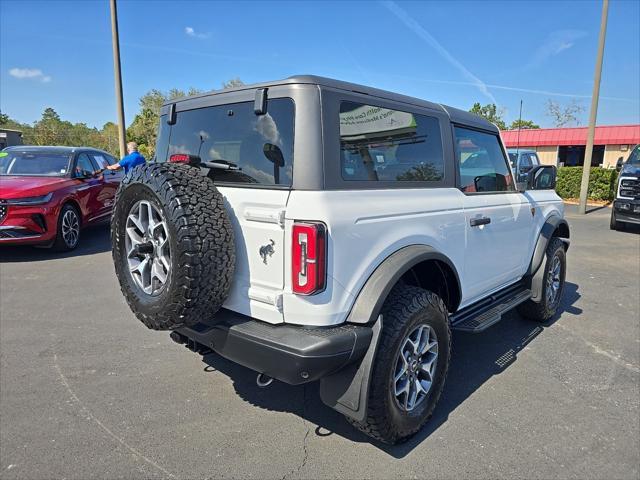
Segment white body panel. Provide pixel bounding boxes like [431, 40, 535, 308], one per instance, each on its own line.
[460, 193, 534, 303]
[218, 184, 563, 327]
[217, 186, 289, 324]
[284, 188, 467, 326]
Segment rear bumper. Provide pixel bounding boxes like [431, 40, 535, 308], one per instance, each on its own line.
[173, 309, 373, 385]
[613, 199, 640, 224]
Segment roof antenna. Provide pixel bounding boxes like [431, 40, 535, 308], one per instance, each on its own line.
[516, 99, 523, 156]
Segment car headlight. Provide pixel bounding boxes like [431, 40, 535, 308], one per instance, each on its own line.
[4, 193, 54, 206]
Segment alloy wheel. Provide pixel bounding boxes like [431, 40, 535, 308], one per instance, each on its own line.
[125, 200, 171, 296]
[393, 324, 439, 412]
[546, 254, 562, 306]
[61, 209, 80, 248]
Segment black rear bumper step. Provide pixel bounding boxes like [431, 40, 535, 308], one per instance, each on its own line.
[450, 284, 531, 333]
[174, 309, 373, 385]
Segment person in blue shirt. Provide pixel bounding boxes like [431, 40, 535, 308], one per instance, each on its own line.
[105, 141, 146, 174]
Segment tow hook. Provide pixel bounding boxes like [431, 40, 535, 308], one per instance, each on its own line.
[256, 373, 273, 388]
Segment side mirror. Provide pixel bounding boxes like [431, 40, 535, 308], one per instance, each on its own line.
[616, 157, 624, 172]
[527, 165, 557, 190]
[263, 143, 284, 184]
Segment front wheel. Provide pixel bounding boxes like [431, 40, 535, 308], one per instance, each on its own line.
[52, 204, 81, 251]
[518, 237, 566, 322]
[610, 209, 624, 231]
[349, 285, 451, 444]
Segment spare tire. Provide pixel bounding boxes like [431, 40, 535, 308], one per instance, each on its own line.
[111, 163, 235, 330]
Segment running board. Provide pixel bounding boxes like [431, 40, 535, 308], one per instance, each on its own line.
[450, 285, 532, 333]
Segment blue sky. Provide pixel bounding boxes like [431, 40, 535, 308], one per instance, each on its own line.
[1, 0, 639, 129]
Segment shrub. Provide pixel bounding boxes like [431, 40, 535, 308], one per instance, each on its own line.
[556, 167, 618, 201]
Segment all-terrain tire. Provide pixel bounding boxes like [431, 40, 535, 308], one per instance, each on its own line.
[349, 285, 451, 444]
[517, 237, 566, 322]
[111, 163, 235, 330]
[52, 203, 81, 251]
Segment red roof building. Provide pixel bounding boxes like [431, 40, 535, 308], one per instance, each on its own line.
[500, 124, 640, 168]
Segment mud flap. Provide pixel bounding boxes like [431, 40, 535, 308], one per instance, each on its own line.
[319, 315, 382, 422]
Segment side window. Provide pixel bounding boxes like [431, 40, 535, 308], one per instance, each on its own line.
[75, 153, 98, 176]
[454, 127, 514, 193]
[339, 102, 444, 182]
[90, 153, 111, 170]
[520, 153, 533, 168]
[531, 153, 540, 166]
[166, 99, 295, 186]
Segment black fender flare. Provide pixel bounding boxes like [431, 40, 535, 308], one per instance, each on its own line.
[319, 245, 461, 422]
[527, 215, 570, 302]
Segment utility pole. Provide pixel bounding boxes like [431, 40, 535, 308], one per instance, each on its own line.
[579, 0, 609, 214]
[109, 0, 126, 159]
[516, 99, 523, 156]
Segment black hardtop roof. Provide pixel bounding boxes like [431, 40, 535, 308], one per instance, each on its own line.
[3, 145, 112, 155]
[164, 75, 498, 132]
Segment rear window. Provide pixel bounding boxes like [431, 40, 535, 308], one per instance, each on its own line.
[159, 99, 294, 186]
[339, 101, 444, 183]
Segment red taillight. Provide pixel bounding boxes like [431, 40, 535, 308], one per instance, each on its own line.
[169, 154, 201, 165]
[292, 222, 326, 295]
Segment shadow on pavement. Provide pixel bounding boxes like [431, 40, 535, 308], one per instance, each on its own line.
[586, 204, 610, 214]
[0, 224, 111, 262]
[194, 281, 581, 457]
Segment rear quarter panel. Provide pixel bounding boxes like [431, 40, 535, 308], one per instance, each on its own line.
[283, 188, 466, 326]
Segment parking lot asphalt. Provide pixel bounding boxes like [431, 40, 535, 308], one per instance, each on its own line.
[0, 205, 638, 480]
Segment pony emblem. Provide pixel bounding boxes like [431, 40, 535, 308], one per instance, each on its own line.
[259, 239, 276, 264]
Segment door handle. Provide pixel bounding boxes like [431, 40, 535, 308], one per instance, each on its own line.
[470, 216, 491, 227]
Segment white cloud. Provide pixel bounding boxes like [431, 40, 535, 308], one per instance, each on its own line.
[185, 26, 210, 39]
[381, 1, 496, 104]
[9, 67, 52, 83]
[527, 30, 587, 69]
[254, 113, 282, 146]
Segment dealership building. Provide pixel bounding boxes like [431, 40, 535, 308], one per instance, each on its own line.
[500, 124, 640, 168]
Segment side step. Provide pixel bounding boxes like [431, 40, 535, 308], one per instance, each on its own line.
[450, 285, 532, 333]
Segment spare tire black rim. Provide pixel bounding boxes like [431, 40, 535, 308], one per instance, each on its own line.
[125, 200, 171, 296]
[393, 324, 439, 412]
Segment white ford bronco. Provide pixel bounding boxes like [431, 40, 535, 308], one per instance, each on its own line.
[111, 76, 569, 444]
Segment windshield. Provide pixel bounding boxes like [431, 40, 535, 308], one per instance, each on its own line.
[627, 145, 640, 165]
[0, 152, 71, 176]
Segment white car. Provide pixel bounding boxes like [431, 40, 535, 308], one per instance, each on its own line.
[110, 76, 570, 444]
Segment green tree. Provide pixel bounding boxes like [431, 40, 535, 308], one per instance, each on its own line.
[32, 107, 66, 145]
[127, 87, 207, 158]
[507, 119, 540, 130]
[469, 103, 507, 130]
[222, 78, 245, 89]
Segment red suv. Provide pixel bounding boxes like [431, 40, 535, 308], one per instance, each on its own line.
[0, 146, 123, 250]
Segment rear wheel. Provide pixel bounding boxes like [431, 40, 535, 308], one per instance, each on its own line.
[111, 163, 235, 330]
[52, 204, 80, 251]
[349, 285, 451, 444]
